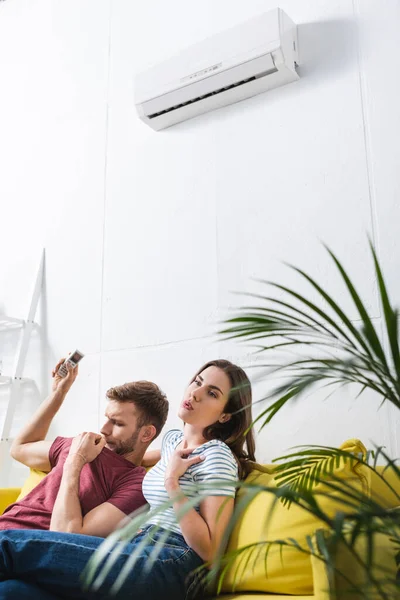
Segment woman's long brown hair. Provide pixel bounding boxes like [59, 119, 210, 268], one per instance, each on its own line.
[190, 359, 256, 479]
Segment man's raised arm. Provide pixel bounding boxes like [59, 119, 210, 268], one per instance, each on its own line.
[10, 358, 79, 472]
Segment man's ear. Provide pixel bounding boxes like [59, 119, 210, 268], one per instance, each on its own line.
[140, 424, 157, 443]
[218, 413, 231, 424]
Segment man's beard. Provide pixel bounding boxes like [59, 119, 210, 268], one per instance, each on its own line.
[111, 428, 140, 456]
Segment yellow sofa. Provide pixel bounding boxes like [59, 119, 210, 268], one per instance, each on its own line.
[0, 462, 398, 600]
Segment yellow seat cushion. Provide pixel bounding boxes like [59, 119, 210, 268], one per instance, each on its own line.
[216, 596, 313, 599]
[221, 440, 369, 596]
[15, 468, 48, 501]
[0, 488, 21, 515]
[367, 465, 400, 508]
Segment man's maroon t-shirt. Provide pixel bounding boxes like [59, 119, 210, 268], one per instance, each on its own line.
[0, 436, 147, 531]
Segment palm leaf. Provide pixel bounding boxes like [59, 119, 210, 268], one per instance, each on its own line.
[370, 241, 400, 388]
[269, 445, 385, 511]
[324, 247, 388, 368]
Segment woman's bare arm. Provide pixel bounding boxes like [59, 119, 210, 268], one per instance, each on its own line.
[141, 449, 161, 468]
[166, 483, 234, 562]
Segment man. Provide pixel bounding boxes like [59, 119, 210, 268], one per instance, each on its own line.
[0, 357, 168, 538]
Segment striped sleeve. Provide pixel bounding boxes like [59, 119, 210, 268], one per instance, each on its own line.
[190, 441, 238, 498]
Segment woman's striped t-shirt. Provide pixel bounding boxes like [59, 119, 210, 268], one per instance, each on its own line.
[142, 429, 239, 534]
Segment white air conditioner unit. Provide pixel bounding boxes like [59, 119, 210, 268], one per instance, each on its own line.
[135, 8, 299, 131]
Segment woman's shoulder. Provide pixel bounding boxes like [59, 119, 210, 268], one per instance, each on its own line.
[162, 429, 183, 451]
[194, 438, 237, 464]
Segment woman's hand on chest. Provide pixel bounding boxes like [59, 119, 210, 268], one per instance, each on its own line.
[164, 440, 205, 492]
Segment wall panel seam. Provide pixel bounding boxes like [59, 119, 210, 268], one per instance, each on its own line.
[98, 0, 113, 429]
[353, 0, 395, 456]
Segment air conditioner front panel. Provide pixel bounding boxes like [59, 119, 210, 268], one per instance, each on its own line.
[139, 63, 298, 131]
[140, 53, 277, 118]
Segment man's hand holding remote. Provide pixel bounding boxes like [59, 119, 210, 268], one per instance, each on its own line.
[52, 357, 79, 395]
[10, 356, 81, 472]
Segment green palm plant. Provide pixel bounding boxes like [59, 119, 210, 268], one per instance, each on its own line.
[83, 242, 400, 599]
[220, 241, 400, 428]
[216, 240, 400, 597]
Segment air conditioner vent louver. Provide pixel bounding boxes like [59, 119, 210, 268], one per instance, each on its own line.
[148, 68, 277, 119]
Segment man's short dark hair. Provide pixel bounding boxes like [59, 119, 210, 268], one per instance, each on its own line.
[106, 381, 168, 438]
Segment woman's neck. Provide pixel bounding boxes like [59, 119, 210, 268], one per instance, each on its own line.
[182, 423, 207, 447]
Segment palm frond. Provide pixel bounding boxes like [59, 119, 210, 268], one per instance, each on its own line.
[370, 241, 400, 390]
[221, 243, 400, 424]
[272, 446, 366, 504]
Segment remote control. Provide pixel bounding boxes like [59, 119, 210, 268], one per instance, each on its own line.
[57, 350, 84, 378]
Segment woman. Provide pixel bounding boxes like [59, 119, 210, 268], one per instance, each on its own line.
[0, 359, 255, 599]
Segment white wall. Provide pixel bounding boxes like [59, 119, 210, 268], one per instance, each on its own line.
[0, 0, 399, 485]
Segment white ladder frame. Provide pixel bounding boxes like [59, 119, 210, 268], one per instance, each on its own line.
[1, 250, 45, 442]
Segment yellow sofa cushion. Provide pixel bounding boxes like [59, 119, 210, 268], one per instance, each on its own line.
[368, 465, 400, 508]
[15, 468, 47, 502]
[221, 440, 369, 596]
[0, 488, 21, 515]
[217, 596, 314, 600]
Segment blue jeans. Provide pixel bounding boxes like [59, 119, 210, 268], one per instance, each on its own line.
[0, 580, 59, 599]
[0, 526, 204, 599]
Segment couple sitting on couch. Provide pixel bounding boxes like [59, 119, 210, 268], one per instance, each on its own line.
[0, 357, 256, 599]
